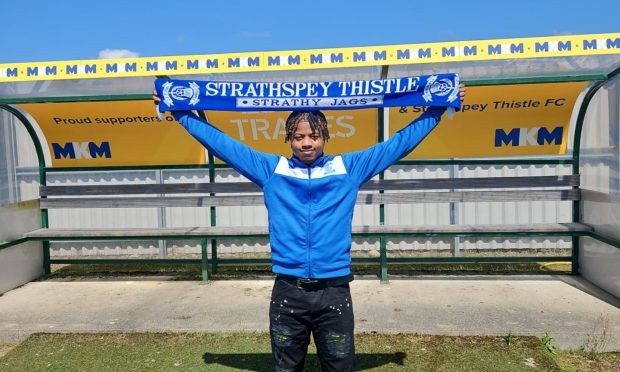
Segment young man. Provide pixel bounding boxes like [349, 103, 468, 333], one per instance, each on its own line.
[154, 84, 465, 371]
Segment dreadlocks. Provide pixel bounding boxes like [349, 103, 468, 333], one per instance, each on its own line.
[284, 111, 330, 143]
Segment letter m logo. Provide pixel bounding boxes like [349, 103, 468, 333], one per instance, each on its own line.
[463, 45, 477, 56]
[582, 39, 597, 50]
[442, 47, 455, 57]
[52, 142, 111, 160]
[537, 127, 563, 145]
[330, 53, 343, 63]
[488, 44, 502, 55]
[88, 142, 111, 158]
[353, 52, 366, 62]
[607, 38, 620, 49]
[510, 43, 524, 53]
[310, 54, 323, 64]
[495, 128, 520, 147]
[558, 41, 571, 51]
[287, 55, 301, 65]
[247, 57, 260, 67]
[52, 143, 76, 159]
[228, 58, 240, 68]
[373, 51, 386, 61]
[396, 49, 410, 59]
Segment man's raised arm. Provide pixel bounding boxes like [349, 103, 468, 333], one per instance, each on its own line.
[153, 91, 279, 187]
[342, 84, 466, 185]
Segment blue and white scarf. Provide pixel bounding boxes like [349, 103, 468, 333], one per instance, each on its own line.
[155, 73, 460, 112]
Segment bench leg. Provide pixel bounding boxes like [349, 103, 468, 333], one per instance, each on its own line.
[571, 236, 580, 275]
[201, 238, 209, 282]
[43, 241, 51, 275]
[380, 237, 388, 284]
[211, 239, 218, 274]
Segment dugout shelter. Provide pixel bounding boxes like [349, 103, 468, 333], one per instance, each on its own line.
[1, 33, 619, 295]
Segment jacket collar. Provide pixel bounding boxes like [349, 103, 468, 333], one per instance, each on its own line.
[290, 153, 330, 168]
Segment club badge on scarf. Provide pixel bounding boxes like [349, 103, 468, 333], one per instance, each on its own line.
[155, 73, 460, 113]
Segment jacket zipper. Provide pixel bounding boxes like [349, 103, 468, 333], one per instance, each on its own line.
[306, 164, 312, 278]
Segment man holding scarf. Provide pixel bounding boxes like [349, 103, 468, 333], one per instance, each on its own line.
[154, 80, 466, 372]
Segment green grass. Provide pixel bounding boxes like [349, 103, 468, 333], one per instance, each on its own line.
[1, 333, 617, 371]
[554, 349, 620, 371]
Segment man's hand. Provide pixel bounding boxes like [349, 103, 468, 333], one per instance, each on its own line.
[152, 90, 161, 105]
[459, 83, 467, 102]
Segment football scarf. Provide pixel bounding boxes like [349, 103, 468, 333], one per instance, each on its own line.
[155, 73, 460, 113]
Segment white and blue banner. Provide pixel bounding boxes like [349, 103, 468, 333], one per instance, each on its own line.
[155, 73, 461, 112]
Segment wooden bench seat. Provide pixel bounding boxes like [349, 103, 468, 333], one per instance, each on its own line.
[25, 222, 592, 240]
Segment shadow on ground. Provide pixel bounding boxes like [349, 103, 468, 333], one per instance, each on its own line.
[202, 351, 406, 371]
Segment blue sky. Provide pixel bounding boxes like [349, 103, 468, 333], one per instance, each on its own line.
[1, 0, 618, 63]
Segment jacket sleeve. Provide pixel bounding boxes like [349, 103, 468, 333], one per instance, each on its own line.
[341, 107, 446, 186]
[173, 111, 279, 187]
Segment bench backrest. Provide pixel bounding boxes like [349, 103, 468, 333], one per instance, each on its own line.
[39, 175, 581, 209]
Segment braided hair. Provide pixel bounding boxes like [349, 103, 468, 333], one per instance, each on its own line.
[284, 111, 330, 143]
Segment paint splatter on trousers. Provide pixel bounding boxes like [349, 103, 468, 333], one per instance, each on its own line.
[269, 278, 355, 371]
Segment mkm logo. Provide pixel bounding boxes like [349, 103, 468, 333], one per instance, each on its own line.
[495, 127, 563, 147]
[52, 141, 111, 159]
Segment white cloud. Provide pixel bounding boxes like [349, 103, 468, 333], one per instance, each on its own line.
[98, 49, 140, 59]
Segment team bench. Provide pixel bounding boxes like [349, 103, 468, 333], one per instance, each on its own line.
[23, 174, 592, 282]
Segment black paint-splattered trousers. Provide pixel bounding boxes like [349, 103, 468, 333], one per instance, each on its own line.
[269, 276, 355, 372]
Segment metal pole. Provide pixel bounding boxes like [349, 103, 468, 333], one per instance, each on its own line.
[156, 169, 167, 258]
[201, 238, 209, 282]
[379, 65, 389, 284]
[450, 163, 461, 257]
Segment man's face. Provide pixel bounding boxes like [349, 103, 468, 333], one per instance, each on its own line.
[291, 120, 325, 165]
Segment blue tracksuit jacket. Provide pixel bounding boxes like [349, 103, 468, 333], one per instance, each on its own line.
[173, 107, 445, 279]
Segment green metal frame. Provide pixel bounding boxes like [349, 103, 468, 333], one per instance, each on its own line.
[0, 237, 29, 251]
[45, 164, 211, 173]
[396, 158, 572, 166]
[27, 229, 586, 280]
[377, 66, 389, 283]
[50, 258, 202, 265]
[199, 109, 220, 277]
[383, 256, 570, 264]
[41, 158, 573, 175]
[3, 68, 620, 282]
[25, 229, 589, 242]
[463, 74, 609, 87]
[588, 232, 620, 250]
